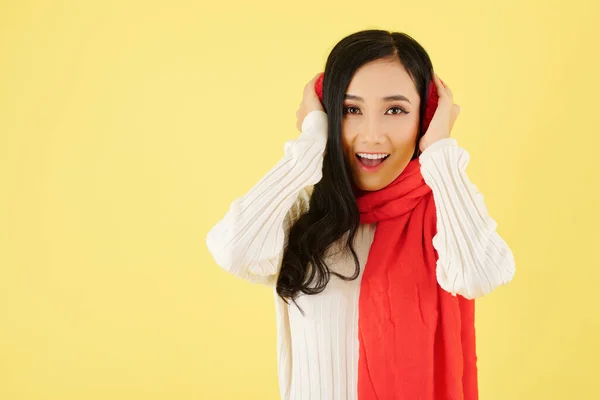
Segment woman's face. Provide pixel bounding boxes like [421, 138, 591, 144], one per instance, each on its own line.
[341, 57, 421, 192]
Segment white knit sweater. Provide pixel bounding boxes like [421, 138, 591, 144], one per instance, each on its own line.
[206, 110, 515, 400]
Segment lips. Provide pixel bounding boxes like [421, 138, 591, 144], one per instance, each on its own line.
[355, 154, 390, 171]
[357, 156, 387, 167]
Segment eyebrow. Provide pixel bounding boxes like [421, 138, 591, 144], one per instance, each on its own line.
[344, 94, 411, 104]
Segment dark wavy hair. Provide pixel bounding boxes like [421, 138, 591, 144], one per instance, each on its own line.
[276, 29, 435, 311]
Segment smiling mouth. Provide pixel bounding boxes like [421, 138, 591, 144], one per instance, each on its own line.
[356, 153, 390, 168]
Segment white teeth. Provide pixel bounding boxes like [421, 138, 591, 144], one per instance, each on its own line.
[357, 153, 389, 160]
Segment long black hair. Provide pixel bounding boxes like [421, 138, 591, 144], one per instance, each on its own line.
[276, 29, 435, 311]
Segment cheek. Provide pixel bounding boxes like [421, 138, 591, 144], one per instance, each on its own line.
[392, 130, 418, 149]
[340, 126, 355, 155]
[391, 119, 420, 147]
[392, 114, 419, 132]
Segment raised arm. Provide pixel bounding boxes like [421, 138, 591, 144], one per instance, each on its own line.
[205, 110, 328, 285]
[419, 138, 515, 299]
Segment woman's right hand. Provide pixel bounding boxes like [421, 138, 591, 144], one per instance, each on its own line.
[295, 73, 325, 132]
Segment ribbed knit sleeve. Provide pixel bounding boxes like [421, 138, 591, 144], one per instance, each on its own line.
[419, 138, 515, 299]
[205, 110, 328, 285]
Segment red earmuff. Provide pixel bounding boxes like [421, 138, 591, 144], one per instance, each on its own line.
[421, 77, 440, 134]
[315, 72, 324, 103]
[314, 72, 442, 134]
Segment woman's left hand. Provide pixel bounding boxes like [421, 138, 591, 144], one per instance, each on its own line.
[419, 73, 461, 152]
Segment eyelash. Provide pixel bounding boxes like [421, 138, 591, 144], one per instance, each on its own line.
[342, 105, 409, 115]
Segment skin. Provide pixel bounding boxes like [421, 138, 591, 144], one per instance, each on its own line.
[341, 57, 422, 191]
[296, 61, 460, 192]
[296, 72, 325, 132]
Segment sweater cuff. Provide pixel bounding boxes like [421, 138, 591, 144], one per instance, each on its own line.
[300, 110, 328, 143]
[419, 138, 458, 160]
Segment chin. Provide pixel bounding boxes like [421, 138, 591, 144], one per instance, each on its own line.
[353, 178, 388, 192]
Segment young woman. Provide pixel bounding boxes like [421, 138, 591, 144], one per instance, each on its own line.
[206, 29, 515, 400]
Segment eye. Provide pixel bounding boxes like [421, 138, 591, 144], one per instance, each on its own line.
[342, 105, 409, 115]
[343, 106, 360, 115]
[386, 106, 409, 115]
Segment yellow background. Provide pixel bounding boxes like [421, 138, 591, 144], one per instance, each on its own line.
[1, 0, 598, 399]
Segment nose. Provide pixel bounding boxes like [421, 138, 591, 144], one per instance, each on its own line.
[359, 117, 384, 144]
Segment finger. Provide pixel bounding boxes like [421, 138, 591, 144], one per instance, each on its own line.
[436, 73, 446, 88]
[306, 76, 320, 93]
[433, 74, 447, 97]
[437, 75, 453, 99]
[305, 75, 318, 90]
[451, 104, 460, 125]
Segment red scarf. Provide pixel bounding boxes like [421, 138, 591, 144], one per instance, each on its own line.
[355, 158, 478, 400]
